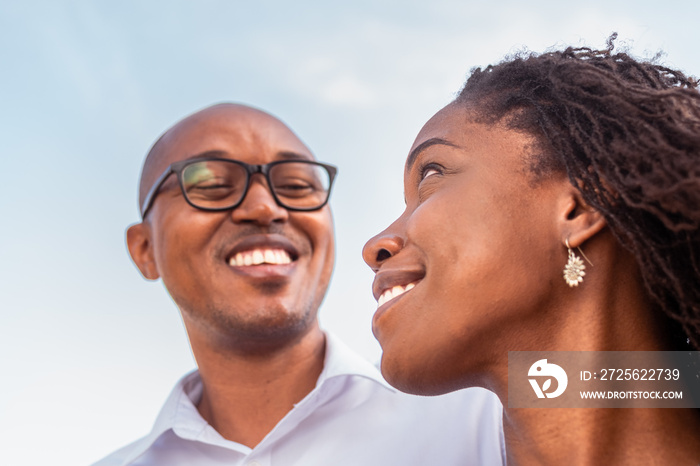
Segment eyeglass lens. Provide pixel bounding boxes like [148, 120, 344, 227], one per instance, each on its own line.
[181, 160, 332, 210]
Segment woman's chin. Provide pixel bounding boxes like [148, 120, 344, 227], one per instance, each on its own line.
[379, 353, 471, 396]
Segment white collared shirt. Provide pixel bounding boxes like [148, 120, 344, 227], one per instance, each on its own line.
[94, 333, 505, 465]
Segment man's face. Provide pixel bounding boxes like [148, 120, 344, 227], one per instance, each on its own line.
[130, 104, 335, 349]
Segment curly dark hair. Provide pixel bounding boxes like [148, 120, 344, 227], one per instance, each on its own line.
[455, 34, 700, 350]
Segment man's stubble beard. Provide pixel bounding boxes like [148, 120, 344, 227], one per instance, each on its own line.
[177, 284, 324, 357]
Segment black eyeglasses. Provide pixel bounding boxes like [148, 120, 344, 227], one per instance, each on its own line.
[140, 157, 338, 218]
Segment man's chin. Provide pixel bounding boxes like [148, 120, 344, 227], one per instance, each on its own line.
[200, 305, 319, 352]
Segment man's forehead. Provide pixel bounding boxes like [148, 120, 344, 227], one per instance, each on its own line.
[151, 104, 311, 165]
[138, 104, 312, 205]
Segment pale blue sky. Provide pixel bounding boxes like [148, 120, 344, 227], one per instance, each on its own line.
[1, 1, 698, 464]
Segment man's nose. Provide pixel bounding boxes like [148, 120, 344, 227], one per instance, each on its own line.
[230, 176, 289, 225]
[362, 221, 405, 272]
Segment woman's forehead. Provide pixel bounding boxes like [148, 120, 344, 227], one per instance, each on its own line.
[404, 103, 548, 187]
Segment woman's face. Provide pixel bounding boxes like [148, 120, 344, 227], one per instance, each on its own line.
[363, 103, 572, 395]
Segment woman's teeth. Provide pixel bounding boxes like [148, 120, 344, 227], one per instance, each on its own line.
[228, 248, 292, 266]
[377, 282, 416, 307]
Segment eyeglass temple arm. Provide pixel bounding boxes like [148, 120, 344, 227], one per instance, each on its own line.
[140, 168, 174, 218]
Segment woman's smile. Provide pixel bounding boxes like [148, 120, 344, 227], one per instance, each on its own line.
[376, 281, 417, 308]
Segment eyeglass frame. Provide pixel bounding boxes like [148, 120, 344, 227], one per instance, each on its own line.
[140, 156, 338, 218]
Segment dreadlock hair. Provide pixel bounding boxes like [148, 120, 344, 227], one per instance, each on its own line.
[455, 34, 700, 350]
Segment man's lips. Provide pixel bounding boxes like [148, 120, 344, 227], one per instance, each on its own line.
[225, 235, 299, 269]
[229, 248, 292, 266]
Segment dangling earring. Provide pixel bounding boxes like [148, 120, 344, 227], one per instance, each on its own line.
[563, 238, 593, 287]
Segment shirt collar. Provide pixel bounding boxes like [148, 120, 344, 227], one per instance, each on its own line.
[118, 370, 206, 465]
[119, 331, 393, 464]
[318, 331, 394, 391]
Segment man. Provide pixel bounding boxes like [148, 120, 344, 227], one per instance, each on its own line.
[95, 103, 504, 465]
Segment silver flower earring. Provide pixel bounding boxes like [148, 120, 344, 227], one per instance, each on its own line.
[563, 238, 593, 287]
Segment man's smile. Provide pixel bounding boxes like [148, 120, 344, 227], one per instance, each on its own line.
[221, 233, 304, 280]
[228, 248, 293, 266]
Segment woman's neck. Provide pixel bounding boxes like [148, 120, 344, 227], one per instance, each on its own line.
[494, 243, 700, 464]
[502, 406, 700, 465]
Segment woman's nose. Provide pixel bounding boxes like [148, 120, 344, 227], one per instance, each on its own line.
[362, 225, 405, 272]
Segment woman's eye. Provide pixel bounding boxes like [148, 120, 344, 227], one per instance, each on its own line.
[422, 168, 439, 180]
[420, 163, 443, 181]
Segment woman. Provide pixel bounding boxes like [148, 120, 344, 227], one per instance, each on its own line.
[363, 35, 700, 465]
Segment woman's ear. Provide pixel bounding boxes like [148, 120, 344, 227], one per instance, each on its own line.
[558, 187, 607, 248]
[126, 222, 160, 280]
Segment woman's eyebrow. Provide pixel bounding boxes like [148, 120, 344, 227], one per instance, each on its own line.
[405, 138, 459, 172]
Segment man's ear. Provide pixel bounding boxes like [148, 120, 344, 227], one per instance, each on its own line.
[558, 187, 607, 248]
[126, 222, 160, 280]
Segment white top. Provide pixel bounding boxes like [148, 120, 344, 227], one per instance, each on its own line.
[94, 333, 505, 465]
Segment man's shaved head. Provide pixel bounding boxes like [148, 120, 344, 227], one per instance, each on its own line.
[138, 103, 312, 211]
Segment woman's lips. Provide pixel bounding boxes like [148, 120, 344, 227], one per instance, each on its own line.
[372, 268, 425, 309]
[377, 281, 419, 308]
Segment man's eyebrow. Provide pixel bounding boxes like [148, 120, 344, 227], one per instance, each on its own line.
[183, 149, 228, 160]
[181, 149, 313, 161]
[405, 138, 459, 172]
[277, 150, 314, 161]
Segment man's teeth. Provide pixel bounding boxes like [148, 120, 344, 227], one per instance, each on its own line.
[377, 282, 416, 307]
[228, 249, 292, 266]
